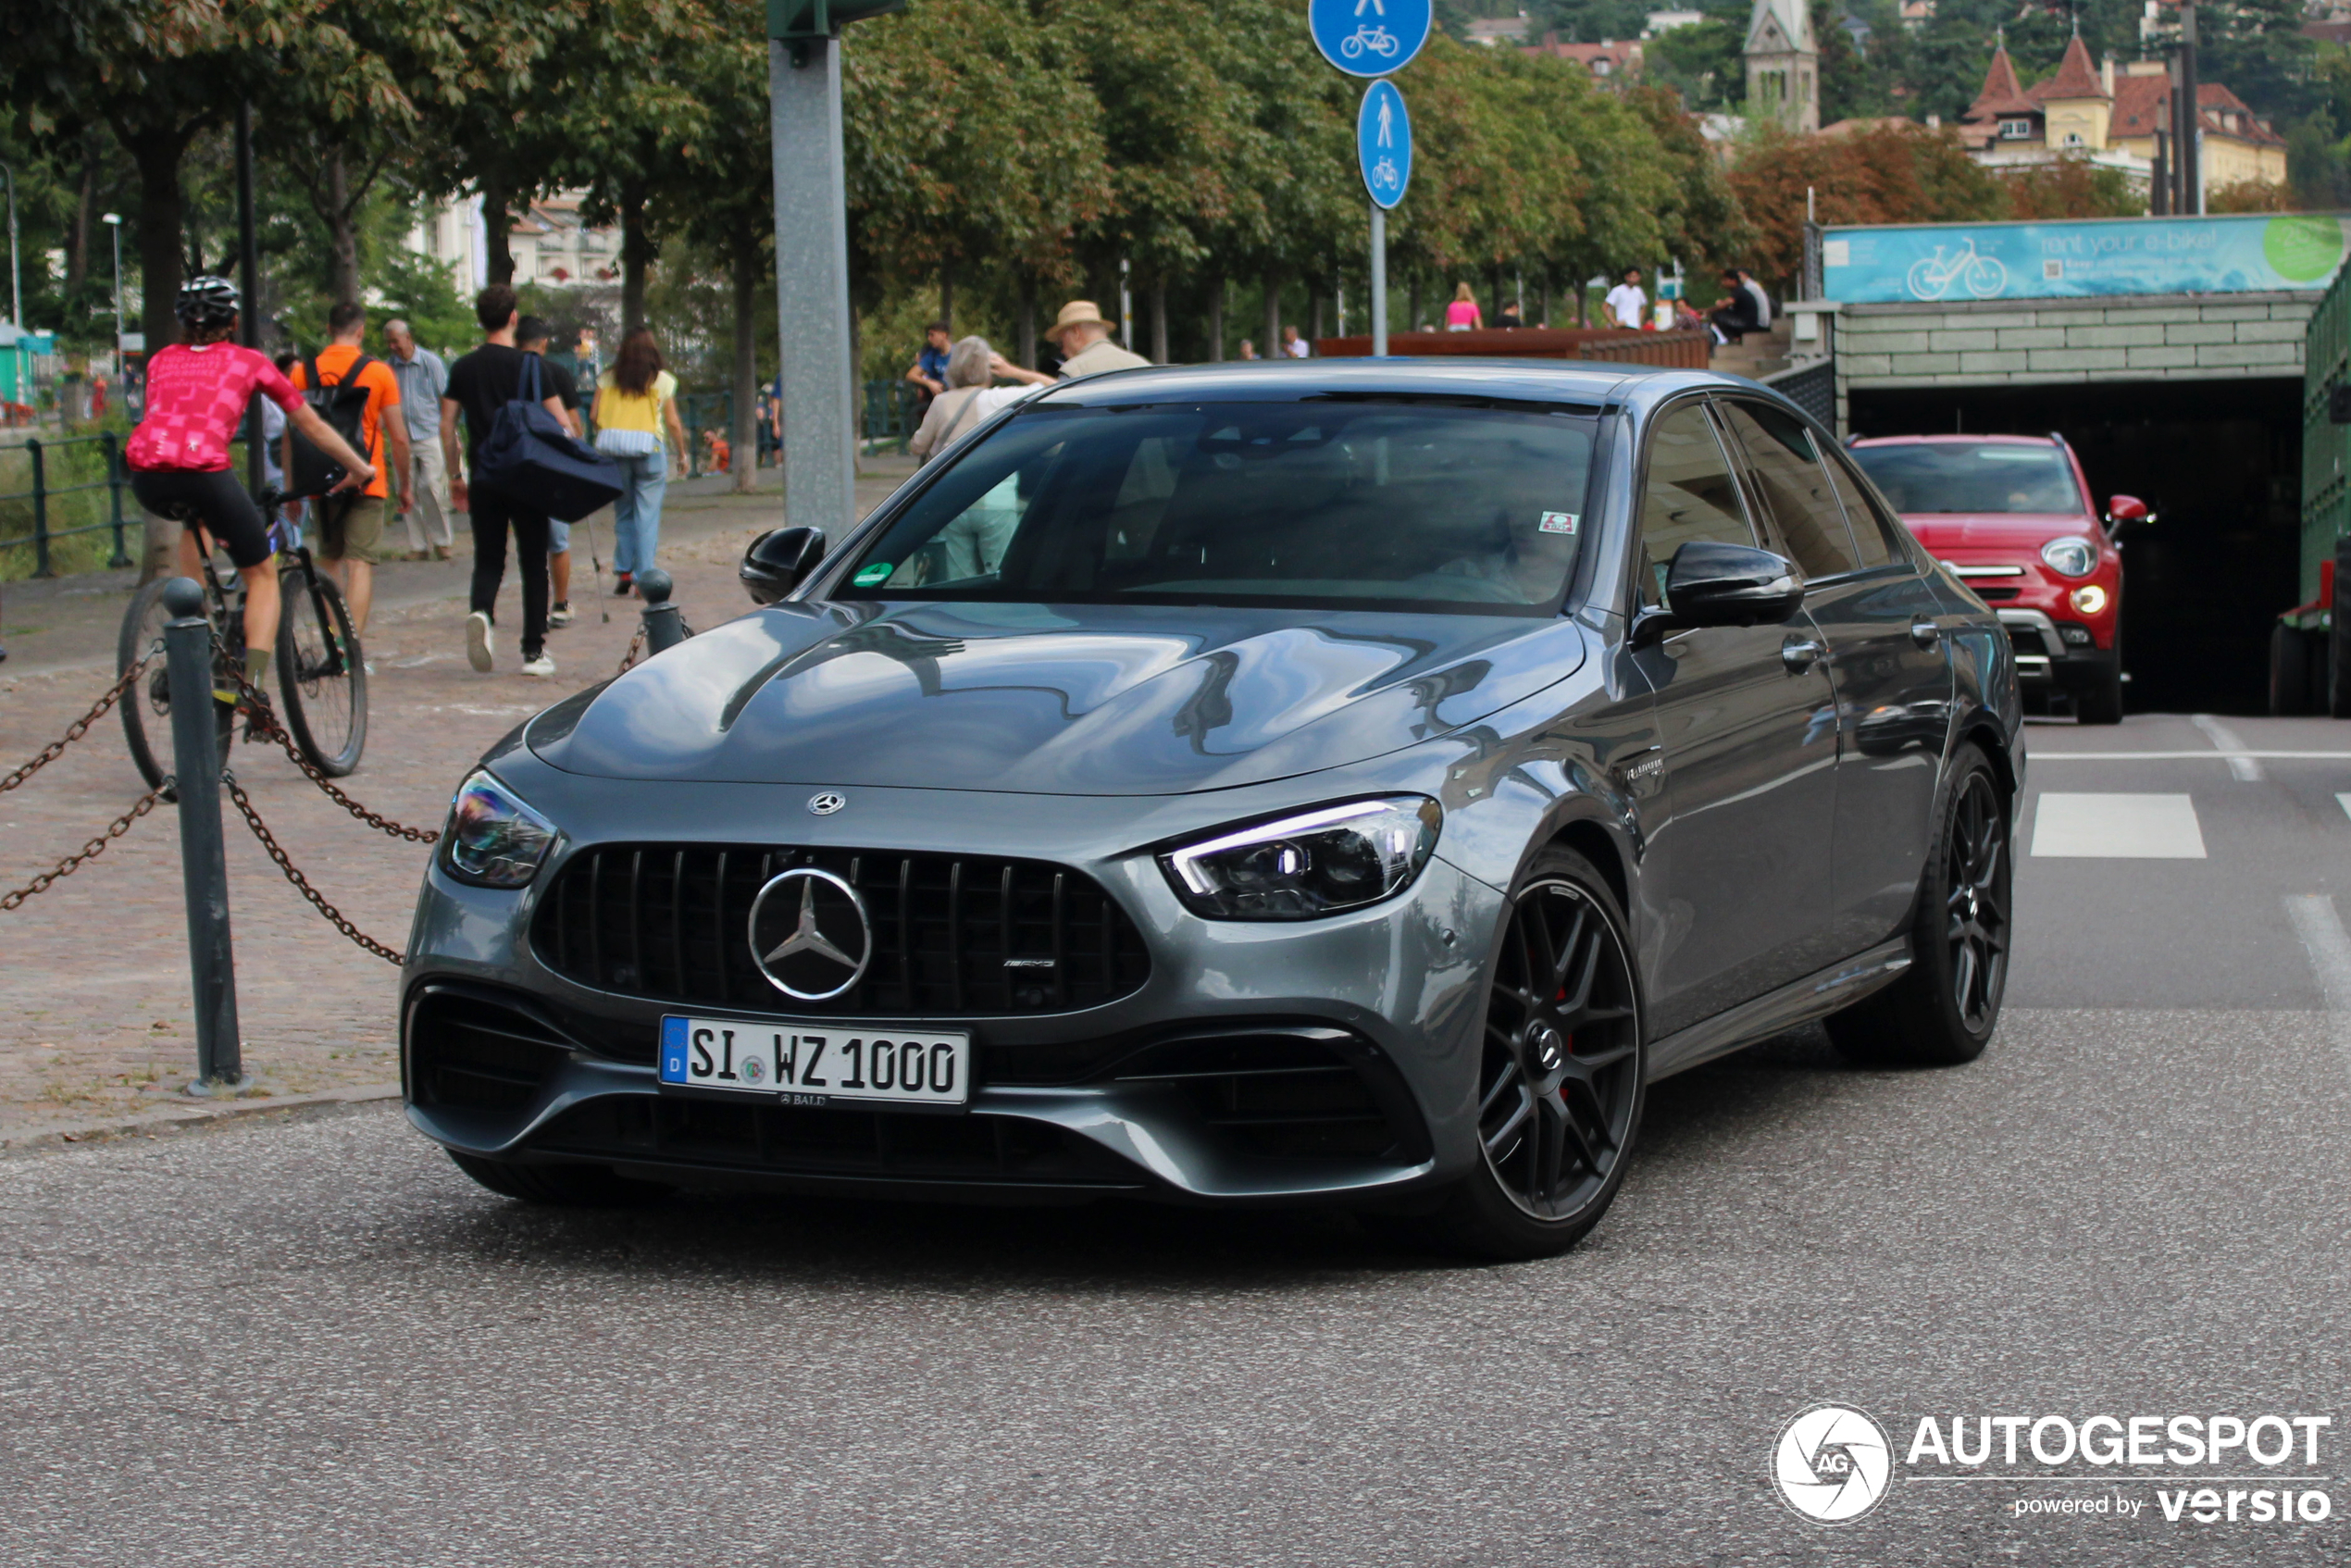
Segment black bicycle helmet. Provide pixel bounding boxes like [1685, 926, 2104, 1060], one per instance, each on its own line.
[174, 275, 241, 330]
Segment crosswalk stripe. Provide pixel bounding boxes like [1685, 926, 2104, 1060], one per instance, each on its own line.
[2029, 793, 2207, 858]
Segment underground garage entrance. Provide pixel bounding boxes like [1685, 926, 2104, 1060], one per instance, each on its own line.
[1843, 377, 2302, 718]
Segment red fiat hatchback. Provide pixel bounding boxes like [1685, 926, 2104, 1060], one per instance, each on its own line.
[1847, 434, 2134, 724]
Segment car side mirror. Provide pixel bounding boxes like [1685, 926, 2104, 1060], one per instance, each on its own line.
[740, 526, 826, 604]
[2104, 494, 2150, 534]
[1630, 541, 1806, 648]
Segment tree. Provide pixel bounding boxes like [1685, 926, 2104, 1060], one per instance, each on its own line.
[1727, 122, 2002, 292]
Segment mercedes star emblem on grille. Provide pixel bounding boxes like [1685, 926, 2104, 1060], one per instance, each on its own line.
[806, 791, 846, 815]
[747, 867, 873, 1001]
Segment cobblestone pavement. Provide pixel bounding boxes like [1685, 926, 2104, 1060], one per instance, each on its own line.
[0, 466, 913, 1134]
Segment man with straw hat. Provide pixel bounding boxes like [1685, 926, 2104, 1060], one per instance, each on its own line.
[1045, 300, 1149, 378]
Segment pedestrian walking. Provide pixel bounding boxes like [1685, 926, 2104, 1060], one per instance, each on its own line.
[442, 284, 570, 678]
[907, 335, 1051, 464]
[591, 327, 688, 598]
[383, 318, 453, 560]
[1444, 283, 1482, 331]
[1604, 268, 1648, 330]
[286, 301, 407, 640]
[516, 317, 583, 628]
[1045, 301, 1149, 378]
[1280, 325, 1310, 358]
[1238, 339, 1261, 360]
[906, 321, 950, 427]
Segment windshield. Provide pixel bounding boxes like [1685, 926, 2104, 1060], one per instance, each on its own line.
[838, 401, 1599, 614]
[1848, 442, 2084, 515]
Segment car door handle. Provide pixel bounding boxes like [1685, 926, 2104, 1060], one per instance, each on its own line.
[1781, 636, 1824, 672]
[1909, 619, 1942, 648]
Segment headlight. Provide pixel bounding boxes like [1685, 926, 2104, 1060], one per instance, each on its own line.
[2070, 584, 2108, 616]
[443, 771, 558, 888]
[2040, 536, 2097, 578]
[1161, 797, 1441, 921]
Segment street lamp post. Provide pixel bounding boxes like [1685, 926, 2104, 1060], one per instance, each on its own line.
[102, 212, 124, 377]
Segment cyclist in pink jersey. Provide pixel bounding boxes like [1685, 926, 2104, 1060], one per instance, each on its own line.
[127, 276, 372, 698]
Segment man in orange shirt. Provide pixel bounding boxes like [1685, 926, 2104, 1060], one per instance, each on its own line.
[284, 301, 409, 636]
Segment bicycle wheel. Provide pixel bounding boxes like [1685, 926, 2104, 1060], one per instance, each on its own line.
[276, 563, 368, 776]
[118, 577, 235, 794]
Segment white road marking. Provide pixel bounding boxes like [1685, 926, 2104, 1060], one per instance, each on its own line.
[2189, 714, 2264, 782]
[2028, 793, 2207, 858]
[2284, 894, 2351, 1085]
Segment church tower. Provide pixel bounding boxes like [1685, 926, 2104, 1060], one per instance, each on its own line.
[1745, 0, 1821, 133]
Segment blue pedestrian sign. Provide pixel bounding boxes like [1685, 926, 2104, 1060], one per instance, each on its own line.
[1358, 81, 1412, 209]
[1311, 0, 1432, 78]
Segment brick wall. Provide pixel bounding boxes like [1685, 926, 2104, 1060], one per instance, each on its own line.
[1832, 290, 2321, 432]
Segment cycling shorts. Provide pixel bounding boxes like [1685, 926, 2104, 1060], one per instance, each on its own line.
[131, 468, 273, 569]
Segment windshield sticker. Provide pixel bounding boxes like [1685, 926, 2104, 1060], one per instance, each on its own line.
[1539, 512, 1579, 535]
[853, 564, 893, 587]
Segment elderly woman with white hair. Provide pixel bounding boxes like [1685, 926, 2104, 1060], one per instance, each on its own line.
[907, 334, 1051, 463]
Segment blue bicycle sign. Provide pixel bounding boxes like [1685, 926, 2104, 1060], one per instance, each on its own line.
[1311, 0, 1432, 78]
[1358, 81, 1412, 208]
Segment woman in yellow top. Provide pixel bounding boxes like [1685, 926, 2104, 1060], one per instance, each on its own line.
[591, 328, 689, 595]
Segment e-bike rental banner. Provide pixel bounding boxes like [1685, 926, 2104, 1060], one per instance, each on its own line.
[1821, 213, 2351, 303]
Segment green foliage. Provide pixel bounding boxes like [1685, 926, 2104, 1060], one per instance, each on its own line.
[1648, 18, 1746, 111]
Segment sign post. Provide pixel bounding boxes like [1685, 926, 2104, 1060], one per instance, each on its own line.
[1357, 80, 1412, 356]
[1313, 3, 1426, 358]
[767, 1, 902, 536]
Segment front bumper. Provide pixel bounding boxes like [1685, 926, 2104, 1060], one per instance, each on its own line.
[1996, 607, 2115, 693]
[402, 803, 1506, 1208]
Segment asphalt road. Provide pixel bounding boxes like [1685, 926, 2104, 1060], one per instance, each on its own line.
[5, 712, 2349, 1566]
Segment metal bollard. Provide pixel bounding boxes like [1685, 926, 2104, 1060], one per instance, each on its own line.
[636, 568, 686, 653]
[161, 578, 247, 1094]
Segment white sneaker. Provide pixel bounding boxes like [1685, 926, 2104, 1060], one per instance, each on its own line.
[466, 611, 494, 672]
[520, 653, 557, 678]
[548, 602, 575, 628]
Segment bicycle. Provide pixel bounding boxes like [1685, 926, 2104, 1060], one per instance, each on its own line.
[1339, 24, 1401, 59]
[117, 482, 369, 790]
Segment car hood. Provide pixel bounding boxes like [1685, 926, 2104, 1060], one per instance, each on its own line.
[530, 599, 1588, 795]
[1901, 513, 2096, 552]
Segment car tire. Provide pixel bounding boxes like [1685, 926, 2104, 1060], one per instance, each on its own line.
[1415, 846, 1646, 1261]
[446, 1150, 667, 1207]
[2073, 658, 2124, 726]
[1824, 743, 2009, 1067]
[2271, 623, 2311, 716]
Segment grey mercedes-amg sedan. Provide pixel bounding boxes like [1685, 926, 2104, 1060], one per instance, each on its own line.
[404, 359, 2021, 1258]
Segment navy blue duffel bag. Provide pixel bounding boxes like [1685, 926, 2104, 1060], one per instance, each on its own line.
[473, 353, 623, 522]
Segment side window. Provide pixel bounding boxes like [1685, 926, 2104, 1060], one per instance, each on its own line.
[1820, 447, 1904, 568]
[1717, 400, 1862, 579]
[1637, 402, 1757, 607]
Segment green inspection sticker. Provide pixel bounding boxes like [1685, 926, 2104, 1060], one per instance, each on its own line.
[852, 564, 893, 587]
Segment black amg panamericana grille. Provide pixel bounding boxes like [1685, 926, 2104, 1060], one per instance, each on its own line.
[532, 844, 1151, 1015]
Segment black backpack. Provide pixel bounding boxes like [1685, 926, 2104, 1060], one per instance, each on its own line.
[286, 351, 379, 497]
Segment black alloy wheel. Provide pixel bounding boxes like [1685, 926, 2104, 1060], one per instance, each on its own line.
[1825, 743, 2009, 1065]
[1426, 847, 1645, 1260]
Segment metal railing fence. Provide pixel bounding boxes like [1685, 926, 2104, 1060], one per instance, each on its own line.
[0, 433, 135, 579]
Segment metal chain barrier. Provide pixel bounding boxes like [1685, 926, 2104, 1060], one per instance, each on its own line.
[616, 625, 647, 677]
[212, 636, 440, 843]
[0, 789, 163, 911]
[1, 657, 150, 796]
[221, 769, 407, 965]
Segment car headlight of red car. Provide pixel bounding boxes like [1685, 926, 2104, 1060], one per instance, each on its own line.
[2040, 536, 2097, 579]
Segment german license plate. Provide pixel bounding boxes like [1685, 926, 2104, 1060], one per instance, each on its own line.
[658, 1015, 970, 1109]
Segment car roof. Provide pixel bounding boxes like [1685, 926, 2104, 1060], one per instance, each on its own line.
[1032, 357, 1745, 409]
[1849, 433, 2067, 449]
